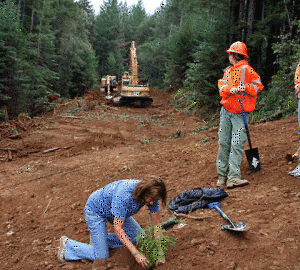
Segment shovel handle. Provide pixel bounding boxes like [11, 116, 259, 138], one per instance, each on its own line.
[237, 94, 253, 150]
[211, 205, 236, 228]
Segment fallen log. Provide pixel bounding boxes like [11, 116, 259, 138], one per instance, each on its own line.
[0, 148, 20, 152]
[44, 147, 59, 153]
[57, 116, 83, 119]
[63, 145, 75, 150]
[102, 104, 118, 110]
[174, 212, 214, 220]
[9, 134, 22, 140]
[7, 150, 12, 161]
[257, 109, 287, 123]
[44, 198, 52, 213]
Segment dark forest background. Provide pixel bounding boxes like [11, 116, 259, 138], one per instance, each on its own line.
[1, 0, 300, 120]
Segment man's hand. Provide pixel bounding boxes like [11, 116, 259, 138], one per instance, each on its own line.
[230, 86, 245, 94]
[295, 84, 300, 98]
[223, 66, 231, 73]
[133, 252, 149, 269]
[238, 85, 245, 92]
[230, 87, 238, 94]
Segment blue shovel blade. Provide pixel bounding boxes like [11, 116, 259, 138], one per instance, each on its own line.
[221, 221, 249, 232]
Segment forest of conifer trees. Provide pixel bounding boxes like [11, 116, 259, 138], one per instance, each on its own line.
[0, 0, 300, 120]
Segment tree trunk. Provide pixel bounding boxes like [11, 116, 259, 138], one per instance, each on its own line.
[228, 0, 232, 45]
[180, 9, 183, 28]
[246, 0, 255, 43]
[36, 0, 46, 66]
[239, 0, 245, 22]
[239, 0, 247, 41]
[2, 107, 9, 122]
[30, 0, 35, 34]
[18, 0, 21, 17]
[283, 0, 292, 34]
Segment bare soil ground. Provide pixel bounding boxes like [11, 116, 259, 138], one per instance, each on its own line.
[1, 89, 300, 270]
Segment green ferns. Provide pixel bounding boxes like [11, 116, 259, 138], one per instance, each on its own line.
[135, 225, 177, 268]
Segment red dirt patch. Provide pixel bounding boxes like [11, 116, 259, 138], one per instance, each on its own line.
[1, 88, 300, 269]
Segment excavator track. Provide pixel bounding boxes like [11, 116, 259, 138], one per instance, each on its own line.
[112, 96, 153, 107]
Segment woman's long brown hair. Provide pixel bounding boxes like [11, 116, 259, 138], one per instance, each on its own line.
[133, 176, 167, 207]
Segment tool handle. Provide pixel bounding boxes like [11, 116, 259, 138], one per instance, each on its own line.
[237, 94, 253, 150]
[161, 217, 177, 229]
[213, 205, 229, 221]
[213, 205, 236, 228]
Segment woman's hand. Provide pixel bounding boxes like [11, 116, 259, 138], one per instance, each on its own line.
[113, 216, 144, 267]
[156, 250, 166, 266]
[150, 212, 166, 266]
[156, 257, 166, 266]
[134, 252, 149, 269]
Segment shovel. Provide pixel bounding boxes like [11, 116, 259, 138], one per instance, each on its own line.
[238, 94, 261, 173]
[208, 202, 249, 232]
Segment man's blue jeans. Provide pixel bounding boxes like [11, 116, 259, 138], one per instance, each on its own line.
[216, 107, 248, 179]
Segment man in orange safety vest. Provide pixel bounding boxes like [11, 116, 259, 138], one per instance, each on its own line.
[216, 41, 264, 188]
[288, 62, 300, 177]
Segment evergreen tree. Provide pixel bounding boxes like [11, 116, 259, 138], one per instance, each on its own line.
[94, 0, 125, 78]
[126, 0, 148, 42]
[51, 0, 97, 97]
[136, 0, 183, 89]
[255, 20, 300, 119]
[181, 0, 229, 110]
[0, 0, 29, 118]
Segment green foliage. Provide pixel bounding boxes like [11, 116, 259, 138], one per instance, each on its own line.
[255, 21, 300, 120]
[170, 0, 228, 112]
[52, 1, 98, 97]
[135, 225, 177, 269]
[0, 0, 98, 119]
[93, 0, 126, 78]
[1, 0, 300, 121]
[173, 87, 201, 114]
[0, 0, 30, 117]
[164, 20, 197, 90]
[138, 40, 169, 89]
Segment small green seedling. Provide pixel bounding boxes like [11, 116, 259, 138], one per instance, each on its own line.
[135, 225, 177, 269]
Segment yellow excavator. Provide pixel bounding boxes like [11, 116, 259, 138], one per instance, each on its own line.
[112, 41, 153, 107]
[100, 75, 118, 98]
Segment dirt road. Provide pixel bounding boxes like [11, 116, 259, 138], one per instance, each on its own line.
[1, 89, 300, 269]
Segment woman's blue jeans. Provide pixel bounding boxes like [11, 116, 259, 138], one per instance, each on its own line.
[64, 207, 143, 261]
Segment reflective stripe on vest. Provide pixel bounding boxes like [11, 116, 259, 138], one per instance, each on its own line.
[241, 65, 261, 93]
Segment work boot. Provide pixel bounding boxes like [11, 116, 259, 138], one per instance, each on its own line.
[216, 176, 227, 187]
[226, 178, 249, 189]
[58, 236, 68, 262]
[288, 164, 300, 176]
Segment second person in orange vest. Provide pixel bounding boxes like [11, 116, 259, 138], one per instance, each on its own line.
[288, 62, 300, 177]
[216, 41, 264, 188]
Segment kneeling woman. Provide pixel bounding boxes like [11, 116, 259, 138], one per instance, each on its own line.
[58, 177, 167, 268]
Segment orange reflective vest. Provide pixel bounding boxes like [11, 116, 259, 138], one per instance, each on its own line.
[218, 60, 264, 113]
[295, 62, 300, 86]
